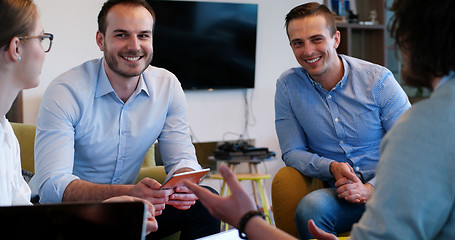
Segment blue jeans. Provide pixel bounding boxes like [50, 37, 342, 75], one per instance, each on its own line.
[294, 188, 365, 240]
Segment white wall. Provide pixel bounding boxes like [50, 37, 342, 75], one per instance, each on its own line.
[29, 0, 318, 203]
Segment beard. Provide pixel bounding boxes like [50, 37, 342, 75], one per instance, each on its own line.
[104, 49, 153, 78]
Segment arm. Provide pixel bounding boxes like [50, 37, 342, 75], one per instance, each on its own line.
[156, 79, 201, 209]
[184, 165, 296, 240]
[274, 78, 334, 180]
[63, 178, 173, 215]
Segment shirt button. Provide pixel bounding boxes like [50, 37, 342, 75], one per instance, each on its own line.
[339, 140, 344, 144]
[328, 95, 332, 99]
[355, 166, 360, 171]
[335, 117, 339, 122]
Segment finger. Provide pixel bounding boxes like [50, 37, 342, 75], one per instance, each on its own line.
[154, 210, 162, 216]
[219, 165, 242, 192]
[183, 180, 218, 205]
[174, 185, 192, 193]
[334, 177, 351, 187]
[169, 193, 198, 201]
[153, 203, 166, 212]
[140, 177, 163, 190]
[167, 200, 196, 209]
[145, 218, 158, 234]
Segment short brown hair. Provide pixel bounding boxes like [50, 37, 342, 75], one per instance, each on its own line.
[0, 0, 38, 50]
[97, 0, 156, 35]
[285, 2, 337, 36]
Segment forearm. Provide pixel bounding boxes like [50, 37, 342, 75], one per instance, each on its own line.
[244, 217, 296, 240]
[62, 179, 134, 202]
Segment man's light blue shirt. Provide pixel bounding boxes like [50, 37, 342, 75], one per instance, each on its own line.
[30, 58, 201, 202]
[275, 55, 410, 186]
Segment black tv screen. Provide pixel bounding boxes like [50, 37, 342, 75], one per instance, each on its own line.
[147, 0, 258, 90]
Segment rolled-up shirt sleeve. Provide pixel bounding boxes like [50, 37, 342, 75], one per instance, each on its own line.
[30, 79, 81, 203]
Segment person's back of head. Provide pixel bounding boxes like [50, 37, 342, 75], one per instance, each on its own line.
[285, 2, 337, 37]
[0, 0, 38, 51]
[390, 0, 455, 88]
[97, 0, 155, 35]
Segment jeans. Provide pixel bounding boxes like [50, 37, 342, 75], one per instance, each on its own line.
[294, 188, 365, 240]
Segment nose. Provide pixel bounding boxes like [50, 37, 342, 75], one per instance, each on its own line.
[302, 43, 315, 56]
[127, 35, 140, 50]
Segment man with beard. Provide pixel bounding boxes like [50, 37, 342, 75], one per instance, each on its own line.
[29, 0, 220, 239]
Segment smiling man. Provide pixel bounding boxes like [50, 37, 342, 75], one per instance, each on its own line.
[274, 2, 410, 239]
[29, 0, 220, 239]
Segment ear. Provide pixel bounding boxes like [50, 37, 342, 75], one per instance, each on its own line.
[96, 30, 105, 51]
[333, 31, 341, 49]
[5, 37, 22, 62]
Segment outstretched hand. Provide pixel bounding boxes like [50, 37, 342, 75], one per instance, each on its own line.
[308, 219, 339, 240]
[183, 164, 257, 228]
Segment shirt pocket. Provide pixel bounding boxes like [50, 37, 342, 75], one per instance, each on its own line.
[353, 109, 384, 144]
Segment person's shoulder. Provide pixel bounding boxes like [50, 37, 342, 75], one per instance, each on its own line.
[52, 59, 102, 86]
[143, 66, 178, 83]
[277, 67, 306, 83]
[342, 55, 390, 74]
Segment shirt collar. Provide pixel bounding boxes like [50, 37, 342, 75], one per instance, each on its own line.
[435, 71, 455, 90]
[95, 58, 150, 99]
[305, 54, 348, 91]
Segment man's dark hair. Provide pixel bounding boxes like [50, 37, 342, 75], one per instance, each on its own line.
[97, 0, 155, 35]
[390, 0, 455, 89]
[285, 2, 337, 36]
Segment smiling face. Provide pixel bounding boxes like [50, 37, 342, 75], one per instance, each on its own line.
[96, 3, 154, 79]
[287, 15, 341, 83]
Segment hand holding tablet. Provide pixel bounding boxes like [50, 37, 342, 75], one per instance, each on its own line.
[160, 168, 210, 189]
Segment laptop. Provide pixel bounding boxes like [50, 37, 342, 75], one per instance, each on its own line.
[0, 201, 147, 240]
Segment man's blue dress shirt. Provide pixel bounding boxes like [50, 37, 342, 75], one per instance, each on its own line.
[275, 55, 410, 186]
[30, 58, 201, 202]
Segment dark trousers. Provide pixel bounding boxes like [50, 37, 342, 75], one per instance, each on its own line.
[146, 186, 220, 240]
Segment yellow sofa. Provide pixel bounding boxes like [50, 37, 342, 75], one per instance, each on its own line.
[271, 166, 350, 238]
[11, 122, 182, 239]
[10, 122, 167, 183]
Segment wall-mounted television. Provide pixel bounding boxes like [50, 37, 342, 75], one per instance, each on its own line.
[147, 0, 258, 90]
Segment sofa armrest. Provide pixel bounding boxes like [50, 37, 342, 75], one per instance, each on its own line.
[271, 166, 323, 238]
[135, 166, 167, 184]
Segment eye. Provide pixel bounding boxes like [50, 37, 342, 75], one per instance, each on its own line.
[312, 37, 323, 43]
[292, 41, 303, 48]
[138, 34, 150, 39]
[115, 33, 128, 38]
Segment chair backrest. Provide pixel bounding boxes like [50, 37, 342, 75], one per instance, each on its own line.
[10, 122, 36, 173]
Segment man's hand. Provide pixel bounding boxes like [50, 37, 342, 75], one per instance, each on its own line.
[165, 168, 200, 210]
[104, 196, 158, 234]
[183, 165, 257, 228]
[329, 162, 356, 181]
[131, 178, 174, 216]
[167, 185, 199, 210]
[308, 219, 339, 240]
[336, 178, 374, 204]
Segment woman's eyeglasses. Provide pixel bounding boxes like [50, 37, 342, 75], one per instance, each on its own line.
[18, 33, 54, 53]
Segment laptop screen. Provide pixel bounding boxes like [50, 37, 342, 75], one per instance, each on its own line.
[0, 201, 146, 240]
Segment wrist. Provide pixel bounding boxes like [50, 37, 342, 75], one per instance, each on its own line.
[238, 210, 265, 239]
